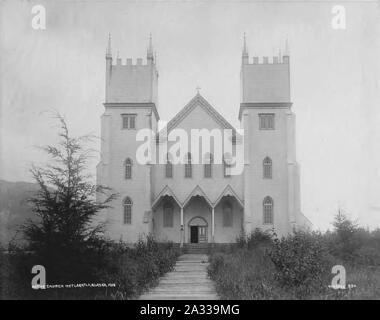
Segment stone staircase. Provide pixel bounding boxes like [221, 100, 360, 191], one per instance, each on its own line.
[182, 243, 210, 254]
[139, 254, 218, 300]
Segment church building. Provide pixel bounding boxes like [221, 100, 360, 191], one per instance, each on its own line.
[96, 35, 312, 245]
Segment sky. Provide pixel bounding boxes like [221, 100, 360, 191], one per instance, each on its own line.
[0, 0, 379, 231]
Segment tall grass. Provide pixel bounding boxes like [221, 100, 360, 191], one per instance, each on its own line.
[208, 227, 380, 300]
[208, 247, 290, 299]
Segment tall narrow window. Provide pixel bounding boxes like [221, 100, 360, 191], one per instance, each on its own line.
[185, 153, 192, 178]
[263, 157, 272, 179]
[125, 158, 132, 179]
[129, 116, 135, 129]
[223, 202, 233, 227]
[204, 153, 213, 178]
[223, 154, 232, 177]
[263, 196, 273, 225]
[123, 197, 132, 224]
[165, 153, 173, 178]
[259, 114, 275, 130]
[163, 202, 174, 228]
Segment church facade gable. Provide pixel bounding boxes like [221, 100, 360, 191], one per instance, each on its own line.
[165, 93, 235, 134]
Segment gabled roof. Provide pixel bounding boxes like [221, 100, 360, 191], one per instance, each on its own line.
[214, 185, 244, 208]
[160, 93, 236, 136]
[183, 185, 213, 208]
[152, 185, 181, 209]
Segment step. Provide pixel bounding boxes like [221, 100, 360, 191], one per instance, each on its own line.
[174, 265, 208, 269]
[183, 245, 209, 248]
[159, 279, 214, 285]
[164, 274, 208, 278]
[175, 262, 209, 265]
[178, 254, 209, 261]
[183, 245, 210, 248]
[138, 254, 218, 300]
[150, 287, 215, 293]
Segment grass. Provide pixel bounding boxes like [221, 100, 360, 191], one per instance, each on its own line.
[208, 231, 380, 300]
[208, 247, 289, 299]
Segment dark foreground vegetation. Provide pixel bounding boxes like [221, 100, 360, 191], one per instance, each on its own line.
[208, 214, 380, 299]
[0, 115, 179, 300]
[1, 236, 179, 300]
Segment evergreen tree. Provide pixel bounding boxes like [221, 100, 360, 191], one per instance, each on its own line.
[332, 209, 359, 260]
[23, 115, 116, 283]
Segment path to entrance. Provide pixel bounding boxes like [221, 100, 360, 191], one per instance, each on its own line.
[139, 254, 219, 300]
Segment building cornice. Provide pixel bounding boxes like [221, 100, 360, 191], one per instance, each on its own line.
[238, 102, 292, 120]
[103, 102, 160, 120]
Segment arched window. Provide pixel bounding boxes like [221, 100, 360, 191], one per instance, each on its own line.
[204, 153, 213, 178]
[165, 153, 173, 178]
[125, 158, 133, 179]
[123, 197, 132, 224]
[263, 196, 273, 225]
[223, 202, 233, 227]
[185, 153, 192, 178]
[263, 157, 272, 179]
[223, 153, 232, 177]
[163, 202, 174, 228]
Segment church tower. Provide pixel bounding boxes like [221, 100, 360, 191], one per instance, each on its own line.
[97, 34, 159, 242]
[239, 37, 302, 236]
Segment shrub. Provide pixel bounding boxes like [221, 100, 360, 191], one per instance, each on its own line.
[2, 235, 179, 300]
[354, 246, 380, 266]
[268, 231, 333, 297]
[236, 228, 273, 250]
[208, 253, 226, 277]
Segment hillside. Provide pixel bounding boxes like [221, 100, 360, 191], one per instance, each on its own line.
[0, 180, 39, 246]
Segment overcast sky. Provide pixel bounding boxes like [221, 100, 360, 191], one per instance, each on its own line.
[0, 0, 379, 231]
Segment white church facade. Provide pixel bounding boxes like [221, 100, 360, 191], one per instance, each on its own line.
[96, 36, 312, 245]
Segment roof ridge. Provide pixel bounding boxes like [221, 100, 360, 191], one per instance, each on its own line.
[160, 94, 236, 136]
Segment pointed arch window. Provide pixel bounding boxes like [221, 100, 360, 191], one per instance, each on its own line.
[185, 153, 192, 178]
[125, 158, 133, 179]
[163, 202, 174, 228]
[223, 202, 233, 227]
[165, 153, 173, 178]
[204, 153, 213, 178]
[263, 157, 272, 179]
[123, 197, 132, 224]
[263, 196, 273, 225]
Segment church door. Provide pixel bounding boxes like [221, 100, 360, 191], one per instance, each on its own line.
[190, 226, 199, 243]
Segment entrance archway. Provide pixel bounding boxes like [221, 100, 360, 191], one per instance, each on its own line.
[188, 216, 208, 243]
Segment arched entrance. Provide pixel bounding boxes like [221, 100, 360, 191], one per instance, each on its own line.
[188, 216, 208, 243]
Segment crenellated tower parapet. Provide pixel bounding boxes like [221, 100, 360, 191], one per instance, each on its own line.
[105, 34, 159, 106]
[240, 37, 291, 108]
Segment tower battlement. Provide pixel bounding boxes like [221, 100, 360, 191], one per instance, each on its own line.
[111, 57, 154, 67]
[245, 55, 289, 65]
[241, 36, 291, 104]
[105, 34, 158, 105]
